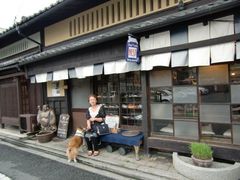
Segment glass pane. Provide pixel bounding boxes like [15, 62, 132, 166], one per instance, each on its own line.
[173, 86, 197, 103]
[199, 64, 228, 85]
[120, 72, 142, 127]
[150, 70, 172, 87]
[233, 125, 240, 145]
[230, 63, 240, 84]
[174, 121, 198, 140]
[232, 105, 240, 124]
[151, 104, 173, 120]
[150, 87, 172, 103]
[152, 120, 173, 135]
[199, 85, 230, 103]
[231, 85, 240, 103]
[200, 105, 230, 123]
[173, 68, 197, 85]
[173, 104, 198, 120]
[201, 123, 231, 143]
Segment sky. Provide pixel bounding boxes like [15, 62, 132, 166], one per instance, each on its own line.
[0, 0, 59, 29]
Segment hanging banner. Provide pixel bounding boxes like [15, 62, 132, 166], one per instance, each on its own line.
[125, 35, 140, 64]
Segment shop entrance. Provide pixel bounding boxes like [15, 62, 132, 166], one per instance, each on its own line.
[94, 72, 142, 130]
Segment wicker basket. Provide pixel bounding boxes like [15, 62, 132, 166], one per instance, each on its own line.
[36, 130, 55, 143]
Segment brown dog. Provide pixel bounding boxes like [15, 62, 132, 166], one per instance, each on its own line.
[66, 128, 85, 163]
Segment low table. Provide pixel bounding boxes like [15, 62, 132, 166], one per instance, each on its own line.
[100, 131, 144, 160]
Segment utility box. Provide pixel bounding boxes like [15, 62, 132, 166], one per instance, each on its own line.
[19, 114, 37, 133]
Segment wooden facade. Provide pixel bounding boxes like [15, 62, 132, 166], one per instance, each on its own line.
[45, 0, 191, 46]
[0, 73, 43, 128]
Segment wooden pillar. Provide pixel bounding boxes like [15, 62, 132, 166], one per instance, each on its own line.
[141, 71, 150, 155]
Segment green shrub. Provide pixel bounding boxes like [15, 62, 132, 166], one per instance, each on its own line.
[189, 142, 213, 160]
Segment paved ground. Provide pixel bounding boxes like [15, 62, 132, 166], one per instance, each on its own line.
[0, 144, 112, 180]
[0, 125, 189, 180]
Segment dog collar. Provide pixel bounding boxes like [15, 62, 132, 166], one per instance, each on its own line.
[75, 129, 84, 137]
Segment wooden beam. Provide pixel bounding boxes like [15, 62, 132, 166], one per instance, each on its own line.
[0, 72, 25, 80]
[141, 71, 150, 154]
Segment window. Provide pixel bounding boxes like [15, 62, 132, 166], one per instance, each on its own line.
[151, 87, 172, 103]
[199, 64, 228, 85]
[175, 121, 198, 140]
[199, 85, 230, 103]
[150, 64, 240, 143]
[232, 105, 240, 123]
[196, 65, 231, 143]
[230, 63, 240, 84]
[150, 70, 173, 135]
[173, 68, 197, 85]
[231, 85, 240, 103]
[174, 104, 198, 120]
[201, 123, 231, 143]
[173, 86, 197, 103]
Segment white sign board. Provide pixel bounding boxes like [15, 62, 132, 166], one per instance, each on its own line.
[105, 115, 120, 129]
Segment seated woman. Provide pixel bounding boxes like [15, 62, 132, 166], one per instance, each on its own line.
[85, 94, 106, 156]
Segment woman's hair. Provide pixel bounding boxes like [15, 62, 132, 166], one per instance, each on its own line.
[88, 94, 98, 102]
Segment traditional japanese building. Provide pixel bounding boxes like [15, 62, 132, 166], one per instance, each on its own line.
[0, 0, 240, 161]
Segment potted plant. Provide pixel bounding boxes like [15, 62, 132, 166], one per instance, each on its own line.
[189, 142, 213, 167]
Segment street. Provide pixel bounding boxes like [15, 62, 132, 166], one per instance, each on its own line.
[0, 144, 113, 180]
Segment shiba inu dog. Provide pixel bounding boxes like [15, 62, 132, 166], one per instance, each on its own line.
[66, 128, 85, 163]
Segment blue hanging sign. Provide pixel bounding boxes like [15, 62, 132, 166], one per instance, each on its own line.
[125, 35, 140, 64]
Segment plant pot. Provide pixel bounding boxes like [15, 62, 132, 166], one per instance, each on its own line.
[36, 130, 55, 143]
[191, 155, 213, 167]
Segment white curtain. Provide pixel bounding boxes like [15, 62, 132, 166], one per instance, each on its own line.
[115, 60, 141, 73]
[53, 69, 68, 81]
[104, 60, 140, 74]
[237, 42, 240, 60]
[141, 53, 171, 71]
[75, 65, 94, 79]
[36, 73, 47, 83]
[188, 22, 210, 42]
[82, 65, 94, 77]
[104, 61, 116, 75]
[188, 22, 210, 67]
[171, 51, 188, 67]
[211, 42, 235, 63]
[140, 31, 170, 51]
[115, 60, 128, 74]
[189, 47, 210, 67]
[210, 15, 235, 63]
[210, 15, 234, 38]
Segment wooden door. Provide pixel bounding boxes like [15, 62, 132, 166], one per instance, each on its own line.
[0, 81, 19, 126]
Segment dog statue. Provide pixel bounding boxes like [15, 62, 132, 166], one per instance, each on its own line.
[66, 128, 85, 163]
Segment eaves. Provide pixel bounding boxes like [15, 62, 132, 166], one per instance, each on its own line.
[4, 0, 240, 68]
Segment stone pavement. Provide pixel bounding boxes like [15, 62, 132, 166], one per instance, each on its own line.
[0, 126, 189, 180]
